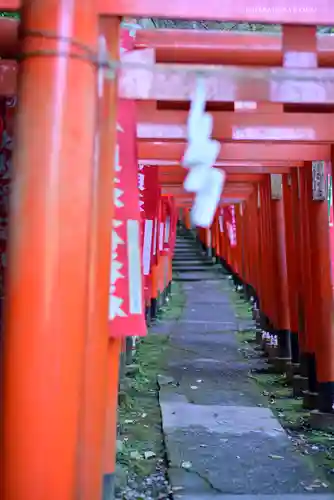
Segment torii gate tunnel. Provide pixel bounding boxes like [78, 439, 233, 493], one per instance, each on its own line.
[1, 1, 334, 499]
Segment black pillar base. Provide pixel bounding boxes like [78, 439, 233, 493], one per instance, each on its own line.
[233, 274, 243, 289]
[125, 336, 133, 365]
[145, 306, 151, 327]
[290, 332, 300, 365]
[243, 283, 254, 302]
[220, 258, 232, 275]
[276, 329, 291, 359]
[151, 298, 157, 320]
[303, 390, 318, 410]
[160, 290, 166, 307]
[259, 312, 271, 332]
[317, 382, 334, 413]
[103, 472, 115, 500]
[299, 352, 309, 377]
[249, 287, 258, 304]
[299, 352, 318, 392]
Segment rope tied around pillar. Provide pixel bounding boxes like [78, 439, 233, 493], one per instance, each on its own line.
[17, 29, 109, 69]
[15, 30, 334, 84]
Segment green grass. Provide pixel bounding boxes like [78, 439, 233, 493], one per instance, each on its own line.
[155, 280, 186, 322]
[117, 334, 170, 478]
[234, 299, 253, 320]
[228, 284, 334, 488]
[226, 283, 253, 321]
[116, 281, 185, 486]
[237, 329, 256, 344]
[248, 362, 334, 487]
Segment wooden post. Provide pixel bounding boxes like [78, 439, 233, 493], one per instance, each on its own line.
[308, 162, 334, 413]
[271, 174, 291, 361]
[78, 16, 120, 500]
[298, 165, 318, 394]
[103, 338, 122, 498]
[283, 172, 300, 366]
[1, 0, 98, 498]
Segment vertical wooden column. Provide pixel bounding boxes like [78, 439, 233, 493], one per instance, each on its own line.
[0, 1, 98, 499]
[205, 227, 212, 257]
[251, 190, 261, 302]
[308, 162, 334, 413]
[257, 184, 267, 321]
[103, 337, 122, 496]
[271, 174, 291, 361]
[215, 216, 219, 259]
[235, 204, 243, 288]
[78, 16, 120, 500]
[297, 165, 317, 392]
[259, 182, 270, 327]
[262, 178, 276, 330]
[184, 208, 191, 229]
[283, 172, 300, 366]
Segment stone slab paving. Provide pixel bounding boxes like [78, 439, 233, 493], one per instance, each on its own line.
[178, 496, 334, 500]
[157, 235, 333, 498]
[174, 272, 222, 282]
[173, 260, 213, 265]
[173, 267, 217, 273]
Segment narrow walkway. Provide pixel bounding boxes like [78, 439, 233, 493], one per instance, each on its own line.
[157, 233, 333, 500]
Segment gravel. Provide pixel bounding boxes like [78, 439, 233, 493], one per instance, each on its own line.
[116, 465, 171, 500]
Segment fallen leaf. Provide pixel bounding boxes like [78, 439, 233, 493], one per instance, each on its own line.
[181, 461, 192, 469]
[130, 450, 142, 460]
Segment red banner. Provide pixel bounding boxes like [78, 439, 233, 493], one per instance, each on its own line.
[138, 165, 160, 273]
[169, 197, 177, 255]
[218, 206, 224, 233]
[161, 195, 174, 257]
[224, 205, 237, 247]
[108, 28, 146, 337]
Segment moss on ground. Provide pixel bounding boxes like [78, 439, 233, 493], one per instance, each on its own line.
[237, 328, 256, 344]
[116, 280, 185, 489]
[226, 286, 334, 488]
[249, 369, 334, 488]
[234, 299, 253, 321]
[156, 280, 185, 321]
[225, 281, 253, 321]
[117, 334, 170, 479]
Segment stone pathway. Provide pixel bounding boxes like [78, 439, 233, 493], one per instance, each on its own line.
[157, 234, 334, 499]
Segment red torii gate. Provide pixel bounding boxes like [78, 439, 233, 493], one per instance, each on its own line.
[0, 1, 334, 500]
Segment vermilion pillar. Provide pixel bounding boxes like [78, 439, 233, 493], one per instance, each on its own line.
[271, 175, 291, 360]
[298, 165, 317, 392]
[1, 1, 98, 499]
[257, 184, 267, 323]
[78, 17, 120, 500]
[103, 337, 122, 496]
[283, 172, 300, 366]
[260, 178, 276, 330]
[308, 163, 334, 413]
